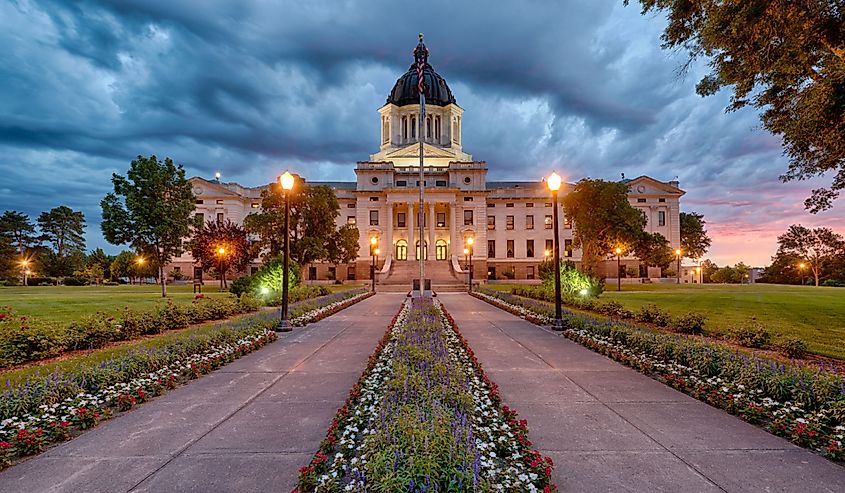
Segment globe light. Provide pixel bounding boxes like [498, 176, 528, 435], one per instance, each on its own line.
[466, 237, 474, 246]
[544, 249, 550, 257]
[579, 288, 589, 296]
[214, 171, 221, 180]
[375, 248, 380, 256]
[371, 237, 378, 245]
[218, 247, 225, 255]
[547, 171, 562, 192]
[260, 287, 269, 295]
[280, 171, 295, 191]
[463, 248, 469, 255]
[615, 247, 622, 255]
[675, 249, 682, 256]
[136, 257, 145, 264]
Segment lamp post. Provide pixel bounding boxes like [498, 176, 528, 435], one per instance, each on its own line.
[675, 249, 682, 284]
[696, 267, 701, 284]
[614, 247, 622, 292]
[216, 247, 227, 290]
[20, 260, 29, 286]
[547, 171, 564, 331]
[277, 171, 295, 332]
[136, 256, 145, 285]
[466, 237, 474, 292]
[370, 236, 379, 293]
[798, 262, 806, 286]
[463, 247, 470, 290]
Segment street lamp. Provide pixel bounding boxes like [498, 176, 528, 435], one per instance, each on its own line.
[216, 246, 227, 290]
[675, 248, 682, 284]
[798, 262, 806, 286]
[277, 171, 295, 332]
[546, 171, 564, 331]
[466, 237, 474, 292]
[695, 267, 701, 284]
[136, 256, 145, 285]
[20, 259, 29, 287]
[371, 236, 379, 293]
[614, 247, 622, 292]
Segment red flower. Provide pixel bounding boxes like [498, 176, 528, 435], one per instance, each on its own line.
[0, 441, 12, 449]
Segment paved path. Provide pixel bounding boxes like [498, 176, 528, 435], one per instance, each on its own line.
[0, 293, 406, 493]
[439, 293, 845, 493]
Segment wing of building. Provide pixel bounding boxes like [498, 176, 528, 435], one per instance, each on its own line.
[170, 38, 685, 286]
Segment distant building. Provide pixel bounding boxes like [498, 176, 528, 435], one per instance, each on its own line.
[168, 39, 684, 286]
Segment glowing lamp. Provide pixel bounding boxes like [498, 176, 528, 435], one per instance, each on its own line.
[615, 247, 622, 255]
[260, 287, 269, 295]
[463, 248, 469, 255]
[579, 288, 589, 296]
[218, 247, 225, 255]
[547, 172, 562, 192]
[675, 249, 682, 256]
[370, 237, 378, 245]
[374, 248, 380, 256]
[466, 237, 474, 246]
[280, 171, 295, 191]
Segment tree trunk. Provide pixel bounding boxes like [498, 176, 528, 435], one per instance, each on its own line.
[814, 269, 820, 287]
[160, 266, 167, 297]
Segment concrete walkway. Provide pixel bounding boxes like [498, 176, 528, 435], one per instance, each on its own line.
[439, 293, 845, 493]
[0, 293, 406, 493]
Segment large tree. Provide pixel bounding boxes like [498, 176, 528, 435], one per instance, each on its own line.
[101, 155, 196, 297]
[37, 206, 86, 257]
[189, 220, 252, 289]
[775, 224, 844, 286]
[326, 224, 361, 278]
[0, 210, 39, 256]
[633, 232, 675, 272]
[562, 179, 646, 273]
[245, 180, 341, 265]
[680, 211, 712, 260]
[628, 0, 845, 212]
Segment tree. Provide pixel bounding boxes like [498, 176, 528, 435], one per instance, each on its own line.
[0, 210, 38, 256]
[245, 180, 341, 265]
[37, 206, 86, 257]
[189, 220, 252, 289]
[326, 225, 360, 279]
[633, 232, 675, 272]
[101, 155, 196, 297]
[775, 224, 845, 286]
[680, 212, 712, 260]
[628, 0, 845, 212]
[562, 179, 646, 273]
[700, 259, 719, 283]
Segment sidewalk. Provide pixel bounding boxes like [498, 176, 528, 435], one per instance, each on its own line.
[439, 293, 845, 493]
[0, 293, 405, 493]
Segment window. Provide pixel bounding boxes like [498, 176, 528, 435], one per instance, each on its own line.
[544, 215, 553, 229]
[328, 266, 336, 280]
[507, 240, 515, 258]
[371, 177, 379, 184]
[527, 266, 535, 280]
[195, 213, 204, 223]
[216, 200, 224, 205]
[347, 266, 356, 280]
[487, 240, 495, 258]
[658, 210, 666, 226]
[347, 216, 356, 225]
[506, 203, 514, 208]
[526, 202, 534, 208]
[637, 198, 647, 203]
[216, 212, 224, 224]
[347, 203, 355, 208]
[436, 212, 446, 228]
[397, 212, 406, 228]
[564, 217, 572, 229]
[415, 181, 427, 186]
[526, 215, 534, 230]
[464, 210, 473, 225]
[463, 196, 473, 201]
[545, 202, 552, 207]
[251, 203, 259, 208]
[436, 180, 447, 187]
[526, 240, 534, 258]
[369, 210, 379, 226]
[402, 116, 408, 140]
[411, 116, 416, 138]
[195, 199, 204, 204]
[658, 198, 666, 203]
[487, 215, 495, 230]
[463, 177, 471, 184]
[506, 215, 514, 230]
[545, 239, 553, 255]
[397, 180, 407, 187]
[435, 115, 441, 139]
[369, 196, 379, 202]
[426, 116, 431, 139]
[565, 239, 573, 257]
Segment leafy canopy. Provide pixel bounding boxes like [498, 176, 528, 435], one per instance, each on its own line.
[37, 206, 86, 257]
[775, 224, 844, 286]
[628, 0, 845, 212]
[189, 219, 253, 276]
[679, 211, 712, 259]
[0, 211, 39, 255]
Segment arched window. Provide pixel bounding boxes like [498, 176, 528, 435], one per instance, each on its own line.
[411, 116, 416, 139]
[435, 239, 447, 260]
[395, 240, 408, 261]
[415, 240, 428, 260]
[426, 116, 431, 140]
[382, 117, 389, 144]
[402, 116, 408, 140]
[434, 116, 440, 140]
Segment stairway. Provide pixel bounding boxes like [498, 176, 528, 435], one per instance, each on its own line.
[379, 259, 467, 292]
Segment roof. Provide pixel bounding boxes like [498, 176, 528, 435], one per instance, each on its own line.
[386, 37, 456, 107]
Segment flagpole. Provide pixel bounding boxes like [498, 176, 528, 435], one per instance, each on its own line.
[416, 33, 426, 297]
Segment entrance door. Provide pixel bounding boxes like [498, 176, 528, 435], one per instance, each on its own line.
[415, 241, 428, 260]
[435, 239, 447, 260]
[395, 240, 408, 261]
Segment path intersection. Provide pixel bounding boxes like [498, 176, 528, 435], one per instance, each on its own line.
[0, 293, 843, 492]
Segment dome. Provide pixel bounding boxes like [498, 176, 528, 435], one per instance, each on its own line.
[386, 37, 456, 107]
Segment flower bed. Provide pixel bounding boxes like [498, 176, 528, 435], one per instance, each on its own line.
[472, 288, 845, 462]
[289, 288, 373, 326]
[0, 315, 278, 469]
[295, 298, 557, 492]
[0, 294, 263, 369]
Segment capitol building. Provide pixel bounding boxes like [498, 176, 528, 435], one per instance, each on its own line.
[173, 40, 684, 287]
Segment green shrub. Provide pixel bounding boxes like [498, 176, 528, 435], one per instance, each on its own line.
[62, 277, 90, 286]
[542, 265, 603, 297]
[229, 274, 259, 297]
[103, 280, 120, 286]
[68, 315, 124, 349]
[775, 336, 808, 359]
[635, 304, 672, 327]
[726, 320, 771, 348]
[821, 279, 844, 287]
[671, 312, 706, 334]
[597, 300, 634, 320]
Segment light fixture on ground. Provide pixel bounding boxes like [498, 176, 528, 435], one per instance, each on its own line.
[546, 171, 564, 331]
[277, 171, 295, 332]
[370, 237, 379, 292]
[465, 237, 474, 292]
[614, 247, 622, 292]
[675, 248, 682, 284]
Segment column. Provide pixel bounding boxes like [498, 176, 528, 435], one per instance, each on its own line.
[428, 202, 435, 259]
[449, 201, 456, 260]
[408, 203, 415, 260]
[385, 202, 393, 261]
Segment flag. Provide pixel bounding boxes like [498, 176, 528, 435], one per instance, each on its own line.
[415, 34, 427, 96]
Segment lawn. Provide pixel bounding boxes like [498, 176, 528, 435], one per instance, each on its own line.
[490, 282, 845, 360]
[0, 283, 359, 324]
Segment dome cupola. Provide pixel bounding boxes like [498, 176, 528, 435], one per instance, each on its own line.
[386, 35, 457, 107]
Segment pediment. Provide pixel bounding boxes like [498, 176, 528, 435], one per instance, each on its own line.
[626, 176, 685, 196]
[189, 177, 242, 197]
[383, 143, 459, 159]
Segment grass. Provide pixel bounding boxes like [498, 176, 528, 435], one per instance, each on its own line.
[0, 283, 359, 324]
[489, 282, 845, 360]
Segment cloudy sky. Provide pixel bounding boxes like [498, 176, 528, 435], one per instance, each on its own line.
[1, 0, 842, 266]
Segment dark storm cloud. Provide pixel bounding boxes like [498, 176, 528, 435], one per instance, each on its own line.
[0, 0, 841, 263]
